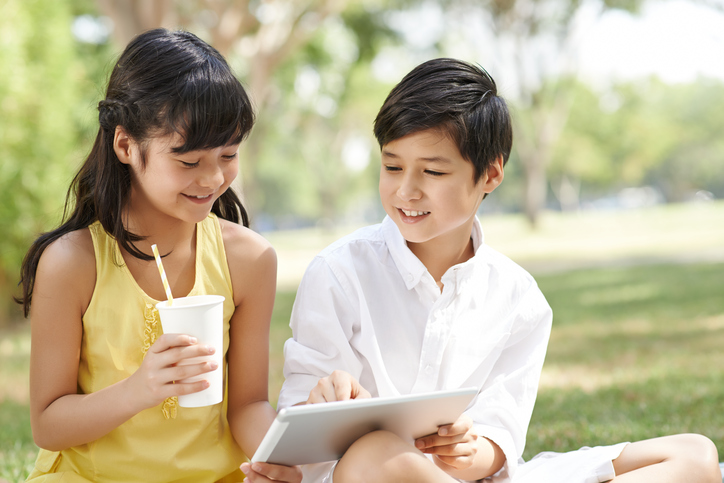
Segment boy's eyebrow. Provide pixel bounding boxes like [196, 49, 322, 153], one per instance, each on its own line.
[419, 156, 452, 164]
[381, 150, 452, 164]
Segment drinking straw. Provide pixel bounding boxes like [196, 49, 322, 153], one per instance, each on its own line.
[151, 244, 174, 305]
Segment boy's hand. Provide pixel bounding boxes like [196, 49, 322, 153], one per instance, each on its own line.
[306, 370, 371, 404]
[414, 414, 479, 471]
[240, 462, 302, 482]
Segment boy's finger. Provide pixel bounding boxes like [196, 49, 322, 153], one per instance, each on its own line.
[424, 441, 473, 457]
[439, 415, 473, 436]
[245, 462, 302, 482]
[415, 431, 467, 450]
[351, 382, 371, 399]
[308, 378, 342, 403]
[333, 377, 353, 401]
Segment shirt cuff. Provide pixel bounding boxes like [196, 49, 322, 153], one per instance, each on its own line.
[474, 424, 521, 478]
[277, 373, 321, 409]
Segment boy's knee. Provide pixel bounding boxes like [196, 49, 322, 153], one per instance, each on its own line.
[680, 434, 720, 480]
[335, 430, 428, 483]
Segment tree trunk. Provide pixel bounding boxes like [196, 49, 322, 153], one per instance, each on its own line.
[522, 155, 548, 228]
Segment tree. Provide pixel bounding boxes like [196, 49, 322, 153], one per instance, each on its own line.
[0, 0, 88, 326]
[95, 0, 354, 213]
[405, 0, 646, 225]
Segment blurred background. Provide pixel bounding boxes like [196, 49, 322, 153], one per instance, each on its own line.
[1, 0, 723, 481]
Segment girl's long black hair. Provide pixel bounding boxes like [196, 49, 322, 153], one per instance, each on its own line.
[17, 28, 255, 317]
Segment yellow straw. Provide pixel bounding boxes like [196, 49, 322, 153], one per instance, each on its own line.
[151, 244, 173, 305]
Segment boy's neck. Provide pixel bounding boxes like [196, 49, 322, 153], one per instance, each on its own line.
[406, 221, 476, 286]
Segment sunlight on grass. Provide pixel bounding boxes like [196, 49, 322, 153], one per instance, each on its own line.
[2, 204, 723, 480]
[528, 262, 724, 458]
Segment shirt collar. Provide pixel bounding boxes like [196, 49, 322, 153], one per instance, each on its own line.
[381, 215, 486, 290]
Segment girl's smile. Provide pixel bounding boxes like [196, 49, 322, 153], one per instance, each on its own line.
[115, 130, 241, 227]
[182, 193, 216, 204]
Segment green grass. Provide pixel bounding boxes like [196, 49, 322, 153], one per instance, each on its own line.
[3, 202, 724, 479]
[525, 262, 724, 459]
[0, 400, 35, 482]
[2, 263, 722, 480]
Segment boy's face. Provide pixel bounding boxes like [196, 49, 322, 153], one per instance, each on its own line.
[379, 128, 502, 248]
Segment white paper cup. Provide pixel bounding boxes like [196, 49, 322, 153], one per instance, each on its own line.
[156, 295, 224, 408]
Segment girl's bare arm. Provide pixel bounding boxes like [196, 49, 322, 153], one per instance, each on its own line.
[222, 220, 279, 453]
[29, 229, 213, 451]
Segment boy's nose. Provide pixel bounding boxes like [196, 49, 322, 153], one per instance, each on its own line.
[397, 174, 422, 201]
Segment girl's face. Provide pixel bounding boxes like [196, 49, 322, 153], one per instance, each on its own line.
[116, 129, 240, 225]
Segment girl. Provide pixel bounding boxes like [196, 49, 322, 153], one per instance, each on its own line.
[18, 28, 301, 483]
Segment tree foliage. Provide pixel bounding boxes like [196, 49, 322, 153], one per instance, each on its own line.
[0, 0, 82, 324]
[549, 77, 724, 207]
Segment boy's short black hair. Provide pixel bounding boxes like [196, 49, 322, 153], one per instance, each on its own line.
[373, 58, 512, 182]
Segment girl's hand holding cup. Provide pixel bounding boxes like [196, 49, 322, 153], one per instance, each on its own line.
[126, 334, 218, 412]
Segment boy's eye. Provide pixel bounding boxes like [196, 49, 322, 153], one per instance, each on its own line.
[221, 153, 238, 161]
[425, 170, 445, 176]
[180, 161, 199, 168]
[384, 166, 402, 172]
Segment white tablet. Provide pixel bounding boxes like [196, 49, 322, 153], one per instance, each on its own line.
[251, 387, 478, 466]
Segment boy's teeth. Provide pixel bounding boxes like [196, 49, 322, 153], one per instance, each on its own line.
[402, 209, 429, 217]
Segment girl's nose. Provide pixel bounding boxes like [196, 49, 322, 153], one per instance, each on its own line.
[198, 163, 225, 190]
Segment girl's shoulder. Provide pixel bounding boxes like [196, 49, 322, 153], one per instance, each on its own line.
[36, 227, 96, 310]
[40, 227, 95, 273]
[219, 219, 277, 298]
[218, 219, 275, 262]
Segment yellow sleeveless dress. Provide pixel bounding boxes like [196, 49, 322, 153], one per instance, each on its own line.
[26, 214, 246, 482]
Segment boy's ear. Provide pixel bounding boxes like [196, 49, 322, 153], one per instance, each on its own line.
[113, 126, 134, 165]
[481, 155, 505, 193]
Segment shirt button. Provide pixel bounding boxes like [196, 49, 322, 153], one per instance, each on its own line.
[425, 365, 434, 375]
[405, 274, 414, 283]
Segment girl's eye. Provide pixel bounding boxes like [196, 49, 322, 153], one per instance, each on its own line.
[221, 154, 238, 161]
[180, 161, 199, 168]
[425, 170, 445, 176]
[384, 166, 402, 172]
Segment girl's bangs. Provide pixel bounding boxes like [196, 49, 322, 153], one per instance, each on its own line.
[163, 62, 253, 154]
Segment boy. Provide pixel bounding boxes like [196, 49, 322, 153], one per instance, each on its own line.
[276, 59, 720, 483]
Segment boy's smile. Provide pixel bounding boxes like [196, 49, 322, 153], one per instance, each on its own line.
[379, 128, 503, 256]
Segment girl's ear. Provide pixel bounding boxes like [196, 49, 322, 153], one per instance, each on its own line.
[113, 126, 134, 165]
[481, 155, 505, 194]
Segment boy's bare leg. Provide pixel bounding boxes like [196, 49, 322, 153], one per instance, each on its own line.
[333, 430, 459, 483]
[612, 433, 721, 483]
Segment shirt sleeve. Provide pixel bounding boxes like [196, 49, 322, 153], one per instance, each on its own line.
[277, 255, 362, 409]
[466, 281, 553, 479]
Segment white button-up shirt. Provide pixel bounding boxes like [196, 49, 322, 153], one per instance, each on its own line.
[279, 216, 553, 481]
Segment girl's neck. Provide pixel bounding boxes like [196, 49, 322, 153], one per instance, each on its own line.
[122, 206, 197, 254]
[119, 212, 199, 300]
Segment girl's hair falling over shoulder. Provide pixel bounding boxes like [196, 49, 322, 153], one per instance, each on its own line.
[16, 28, 255, 317]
